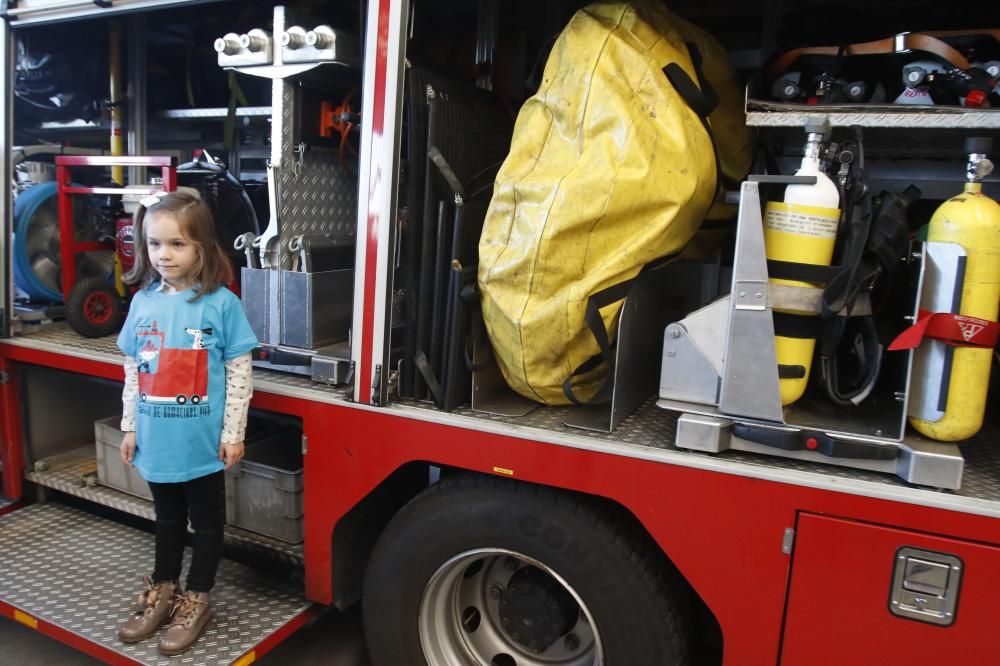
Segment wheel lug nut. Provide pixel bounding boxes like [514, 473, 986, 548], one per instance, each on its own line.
[565, 633, 580, 651]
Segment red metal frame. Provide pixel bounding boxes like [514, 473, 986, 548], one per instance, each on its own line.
[54, 155, 177, 303]
[0, 357, 24, 500]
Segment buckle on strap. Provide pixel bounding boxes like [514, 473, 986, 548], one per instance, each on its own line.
[894, 32, 911, 54]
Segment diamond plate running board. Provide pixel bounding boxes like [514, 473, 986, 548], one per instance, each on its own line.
[0, 504, 314, 665]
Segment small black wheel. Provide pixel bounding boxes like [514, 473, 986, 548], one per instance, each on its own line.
[139, 393, 147, 402]
[65, 278, 123, 338]
[363, 474, 691, 666]
[190, 395, 201, 405]
[176, 395, 187, 405]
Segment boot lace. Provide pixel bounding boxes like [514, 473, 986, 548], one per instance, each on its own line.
[133, 576, 164, 617]
[169, 591, 207, 629]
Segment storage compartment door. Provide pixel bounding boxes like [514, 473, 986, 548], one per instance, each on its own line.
[782, 513, 1000, 665]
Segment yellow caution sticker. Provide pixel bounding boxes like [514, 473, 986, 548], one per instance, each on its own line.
[14, 609, 38, 629]
[765, 201, 840, 239]
[492, 467, 514, 476]
[233, 651, 256, 666]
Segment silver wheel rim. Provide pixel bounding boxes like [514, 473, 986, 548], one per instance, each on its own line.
[419, 548, 603, 666]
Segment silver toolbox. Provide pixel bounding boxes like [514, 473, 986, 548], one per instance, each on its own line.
[280, 269, 353, 349]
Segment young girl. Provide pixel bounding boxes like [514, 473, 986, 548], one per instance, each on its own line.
[115, 190, 258, 655]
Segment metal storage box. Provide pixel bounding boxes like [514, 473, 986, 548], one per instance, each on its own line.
[224, 428, 304, 544]
[94, 415, 153, 501]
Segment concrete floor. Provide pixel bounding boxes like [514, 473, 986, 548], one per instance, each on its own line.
[0, 604, 372, 665]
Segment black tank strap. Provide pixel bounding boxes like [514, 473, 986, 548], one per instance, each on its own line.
[773, 311, 824, 339]
[767, 260, 839, 285]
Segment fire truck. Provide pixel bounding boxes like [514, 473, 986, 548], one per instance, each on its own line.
[1, 1, 999, 665]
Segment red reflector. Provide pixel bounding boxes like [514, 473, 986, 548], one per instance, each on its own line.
[965, 89, 987, 108]
[259, 350, 269, 360]
[805, 437, 818, 450]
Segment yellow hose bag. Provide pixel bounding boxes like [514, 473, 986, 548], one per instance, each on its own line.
[479, 1, 752, 405]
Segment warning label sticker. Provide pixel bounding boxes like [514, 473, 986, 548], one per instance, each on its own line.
[957, 320, 985, 342]
[765, 203, 840, 239]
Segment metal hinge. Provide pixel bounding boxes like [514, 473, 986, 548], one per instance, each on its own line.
[301, 434, 308, 456]
[0, 370, 9, 385]
[781, 528, 795, 555]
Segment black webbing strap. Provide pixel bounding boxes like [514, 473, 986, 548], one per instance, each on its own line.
[778, 364, 807, 379]
[559, 250, 683, 404]
[773, 312, 824, 339]
[767, 260, 839, 285]
[663, 63, 717, 118]
[562, 277, 636, 405]
[663, 45, 728, 198]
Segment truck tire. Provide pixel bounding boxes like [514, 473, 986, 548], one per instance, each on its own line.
[363, 473, 690, 666]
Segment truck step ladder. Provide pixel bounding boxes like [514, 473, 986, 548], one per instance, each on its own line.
[0, 503, 314, 665]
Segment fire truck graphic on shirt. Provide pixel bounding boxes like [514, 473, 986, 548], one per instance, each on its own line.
[136, 321, 211, 405]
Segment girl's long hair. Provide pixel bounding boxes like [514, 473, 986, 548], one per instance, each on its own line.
[123, 190, 233, 301]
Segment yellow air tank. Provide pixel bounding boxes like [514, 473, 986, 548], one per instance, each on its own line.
[764, 119, 842, 405]
[911, 137, 1000, 441]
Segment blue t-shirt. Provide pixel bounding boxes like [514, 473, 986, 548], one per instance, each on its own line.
[117, 284, 258, 483]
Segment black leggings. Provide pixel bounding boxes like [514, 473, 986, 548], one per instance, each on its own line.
[147, 470, 225, 593]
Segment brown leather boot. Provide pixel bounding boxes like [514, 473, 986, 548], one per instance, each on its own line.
[118, 577, 177, 644]
[158, 590, 213, 656]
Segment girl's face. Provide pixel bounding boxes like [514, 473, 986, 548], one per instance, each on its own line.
[144, 212, 200, 291]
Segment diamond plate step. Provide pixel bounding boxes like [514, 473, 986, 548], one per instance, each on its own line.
[0, 504, 313, 665]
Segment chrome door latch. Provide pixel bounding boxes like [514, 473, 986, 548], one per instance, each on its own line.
[890, 547, 962, 626]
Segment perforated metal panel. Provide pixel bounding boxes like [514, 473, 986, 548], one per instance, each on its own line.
[745, 100, 1000, 128]
[0, 504, 310, 665]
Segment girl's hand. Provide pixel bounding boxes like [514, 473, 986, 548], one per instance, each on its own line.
[220, 441, 244, 470]
[120, 432, 136, 467]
